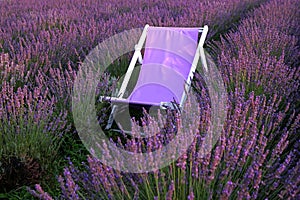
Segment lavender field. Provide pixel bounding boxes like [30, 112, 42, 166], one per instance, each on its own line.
[0, 0, 299, 199]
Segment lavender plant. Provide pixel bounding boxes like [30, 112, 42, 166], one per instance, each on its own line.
[29, 87, 299, 199]
[214, 0, 300, 100]
[0, 0, 298, 199]
[29, 0, 299, 198]
[0, 0, 267, 134]
[0, 0, 265, 78]
[0, 56, 69, 191]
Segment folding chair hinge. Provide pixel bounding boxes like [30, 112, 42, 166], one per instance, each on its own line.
[160, 102, 180, 110]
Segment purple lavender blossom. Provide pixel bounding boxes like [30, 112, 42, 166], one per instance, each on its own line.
[1, 0, 297, 199]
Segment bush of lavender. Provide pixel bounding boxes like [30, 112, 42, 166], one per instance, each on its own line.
[214, 0, 300, 101]
[29, 0, 300, 199]
[29, 87, 299, 199]
[0, 0, 266, 139]
[0, 0, 265, 76]
[0, 56, 69, 192]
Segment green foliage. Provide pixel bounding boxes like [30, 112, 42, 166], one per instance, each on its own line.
[0, 118, 61, 170]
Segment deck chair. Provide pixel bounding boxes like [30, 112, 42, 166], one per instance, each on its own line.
[102, 24, 209, 130]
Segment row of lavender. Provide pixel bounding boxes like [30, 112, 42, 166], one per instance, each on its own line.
[215, 0, 300, 100]
[0, 0, 267, 194]
[30, 0, 300, 199]
[0, 0, 263, 70]
[0, 0, 266, 127]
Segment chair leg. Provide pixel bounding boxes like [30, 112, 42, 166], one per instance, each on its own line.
[105, 105, 117, 130]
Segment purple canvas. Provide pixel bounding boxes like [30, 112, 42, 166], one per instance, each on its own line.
[128, 27, 199, 106]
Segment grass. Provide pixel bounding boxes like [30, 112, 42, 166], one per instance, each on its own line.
[0, 130, 89, 199]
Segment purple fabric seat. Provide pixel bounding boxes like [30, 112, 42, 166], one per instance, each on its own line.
[127, 27, 199, 106]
